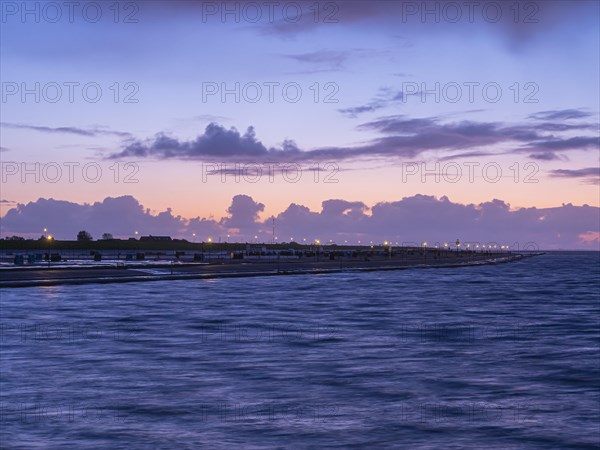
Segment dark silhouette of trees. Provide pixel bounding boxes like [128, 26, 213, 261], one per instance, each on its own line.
[77, 230, 93, 241]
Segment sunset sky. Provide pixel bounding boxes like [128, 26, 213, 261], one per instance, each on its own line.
[1, 0, 599, 248]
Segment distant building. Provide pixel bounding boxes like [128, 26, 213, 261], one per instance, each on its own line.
[139, 235, 172, 242]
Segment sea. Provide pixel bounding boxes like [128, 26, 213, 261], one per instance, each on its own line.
[1, 252, 598, 449]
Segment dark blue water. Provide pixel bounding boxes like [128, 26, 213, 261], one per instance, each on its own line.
[1, 252, 599, 449]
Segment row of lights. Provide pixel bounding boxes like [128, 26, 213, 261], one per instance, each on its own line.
[43, 227, 509, 251]
[191, 234, 511, 249]
[425, 242, 508, 250]
[53, 230, 506, 250]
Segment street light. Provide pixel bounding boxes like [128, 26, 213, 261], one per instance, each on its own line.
[384, 241, 391, 259]
[206, 237, 212, 263]
[314, 239, 321, 262]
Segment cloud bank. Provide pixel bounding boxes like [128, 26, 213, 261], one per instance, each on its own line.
[2, 195, 598, 250]
[107, 109, 598, 163]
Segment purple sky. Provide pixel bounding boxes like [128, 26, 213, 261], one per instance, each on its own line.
[1, 1, 599, 249]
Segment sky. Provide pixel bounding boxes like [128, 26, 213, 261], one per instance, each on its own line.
[1, 0, 599, 249]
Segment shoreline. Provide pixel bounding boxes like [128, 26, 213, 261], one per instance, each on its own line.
[0, 253, 540, 288]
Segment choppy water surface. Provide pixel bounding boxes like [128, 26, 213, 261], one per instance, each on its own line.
[1, 252, 598, 449]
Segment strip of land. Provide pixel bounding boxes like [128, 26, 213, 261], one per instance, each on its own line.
[0, 253, 537, 288]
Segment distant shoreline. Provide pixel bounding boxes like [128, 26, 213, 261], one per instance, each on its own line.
[0, 253, 540, 288]
[0, 239, 536, 252]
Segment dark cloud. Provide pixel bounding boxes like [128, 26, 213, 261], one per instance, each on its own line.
[533, 122, 595, 132]
[361, 115, 597, 161]
[528, 109, 593, 121]
[4, 1, 596, 68]
[2, 194, 598, 249]
[283, 50, 350, 71]
[193, 114, 231, 122]
[109, 112, 597, 163]
[283, 49, 387, 74]
[519, 136, 600, 161]
[201, 163, 346, 179]
[0, 196, 186, 239]
[550, 167, 600, 184]
[438, 151, 500, 162]
[186, 216, 222, 239]
[111, 123, 300, 161]
[529, 152, 563, 161]
[550, 167, 600, 178]
[1, 123, 131, 138]
[222, 194, 265, 233]
[338, 105, 383, 118]
[38, 0, 591, 53]
[338, 88, 413, 118]
[256, 0, 598, 51]
[521, 136, 599, 151]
